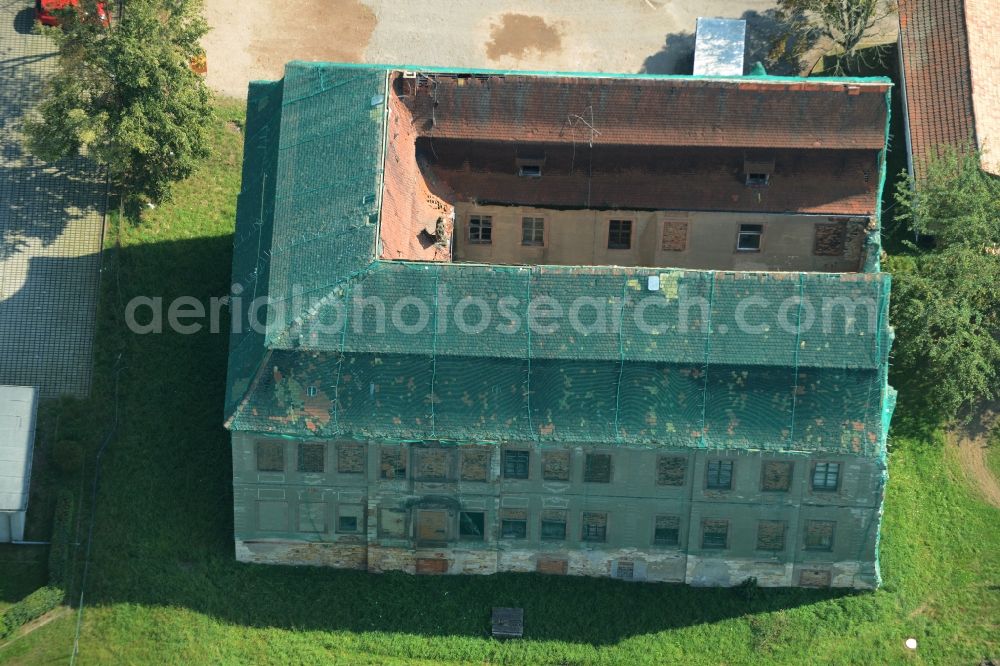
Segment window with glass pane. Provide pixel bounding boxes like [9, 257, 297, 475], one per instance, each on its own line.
[503, 450, 529, 479]
[469, 215, 492, 244]
[582, 512, 607, 542]
[706, 460, 733, 489]
[521, 217, 544, 246]
[459, 511, 485, 540]
[654, 515, 680, 546]
[737, 224, 763, 251]
[540, 510, 567, 540]
[608, 220, 632, 249]
[500, 510, 527, 539]
[811, 462, 841, 491]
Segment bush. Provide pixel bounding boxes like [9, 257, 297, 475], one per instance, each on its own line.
[0, 586, 64, 640]
[51, 438, 84, 474]
[48, 490, 75, 588]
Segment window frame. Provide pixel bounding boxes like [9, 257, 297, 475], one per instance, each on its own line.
[502, 449, 530, 480]
[500, 510, 528, 540]
[656, 455, 688, 486]
[653, 515, 681, 547]
[581, 511, 608, 543]
[760, 460, 794, 492]
[736, 223, 764, 252]
[804, 519, 836, 551]
[521, 216, 545, 246]
[583, 452, 612, 483]
[701, 519, 729, 550]
[705, 459, 734, 490]
[810, 462, 841, 492]
[540, 510, 567, 541]
[379, 446, 407, 480]
[745, 172, 770, 187]
[336, 505, 364, 534]
[607, 219, 633, 250]
[468, 215, 493, 245]
[458, 510, 486, 541]
[756, 519, 787, 552]
[256, 441, 285, 472]
[297, 441, 326, 474]
[542, 450, 571, 481]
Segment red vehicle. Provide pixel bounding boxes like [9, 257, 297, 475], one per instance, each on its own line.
[35, 0, 110, 27]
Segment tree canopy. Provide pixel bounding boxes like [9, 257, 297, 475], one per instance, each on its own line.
[24, 0, 211, 203]
[776, 0, 896, 72]
[888, 149, 1000, 425]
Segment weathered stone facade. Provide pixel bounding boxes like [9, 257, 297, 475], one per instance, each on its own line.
[232, 433, 885, 588]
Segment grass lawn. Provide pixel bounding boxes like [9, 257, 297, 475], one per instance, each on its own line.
[1, 100, 998, 665]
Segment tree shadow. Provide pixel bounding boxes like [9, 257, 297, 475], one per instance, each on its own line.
[14, 7, 36, 35]
[641, 10, 801, 76]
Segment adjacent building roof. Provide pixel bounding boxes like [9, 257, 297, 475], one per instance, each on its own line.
[898, 0, 1000, 176]
[0, 386, 38, 513]
[225, 63, 894, 457]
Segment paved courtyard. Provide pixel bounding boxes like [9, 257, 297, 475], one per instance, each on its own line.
[0, 0, 106, 398]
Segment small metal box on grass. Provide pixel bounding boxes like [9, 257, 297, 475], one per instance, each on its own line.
[491, 607, 523, 638]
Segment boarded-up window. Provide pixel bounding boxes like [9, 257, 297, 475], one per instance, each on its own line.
[661, 217, 689, 251]
[582, 512, 607, 542]
[542, 450, 570, 481]
[813, 221, 847, 256]
[584, 453, 612, 483]
[541, 510, 567, 540]
[416, 558, 449, 574]
[501, 509, 528, 539]
[503, 450, 530, 479]
[536, 558, 568, 575]
[654, 515, 680, 546]
[257, 501, 288, 531]
[415, 447, 451, 481]
[702, 519, 728, 549]
[379, 447, 407, 480]
[337, 443, 365, 474]
[460, 447, 490, 481]
[298, 442, 325, 473]
[761, 461, 793, 491]
[706, 460, 733, 490]
[416, 509, 450, 543]
[656, 456, 687, 486]
[256, 441, 284, 472]
[459, 511, 485, 540]
[804, 520, 835, 551]
[298, 502, 326, 532]
[799, 569, 831, 587]
[756, 520, 786, 551]
[379, 508, 406, 538]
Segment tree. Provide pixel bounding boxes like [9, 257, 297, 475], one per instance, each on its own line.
[24, 0, 211, 204]
[888, 149, 1000, 425]
[775, 0, 897, 73]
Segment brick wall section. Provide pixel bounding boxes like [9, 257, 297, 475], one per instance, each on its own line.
[898, 0, 977, 178]
[379, 88, 454, 261]
[965, 0, 1000, 175]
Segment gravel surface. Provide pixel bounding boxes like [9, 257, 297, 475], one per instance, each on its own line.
[203, 0, 783, 98]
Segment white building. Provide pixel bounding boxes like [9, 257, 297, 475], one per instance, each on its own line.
[0, 386, 38, 543]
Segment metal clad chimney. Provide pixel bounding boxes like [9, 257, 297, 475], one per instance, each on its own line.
[693, 18, 747, 76]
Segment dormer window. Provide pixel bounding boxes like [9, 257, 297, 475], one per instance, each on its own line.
[744, 155, 774, 188]
[516, 156, 545, 178]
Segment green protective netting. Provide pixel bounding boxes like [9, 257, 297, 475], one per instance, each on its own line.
[225, 62, 895, 459]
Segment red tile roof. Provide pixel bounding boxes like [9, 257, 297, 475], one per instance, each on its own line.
[898, 0, 1000, 176]
[400, 74, 889, 150]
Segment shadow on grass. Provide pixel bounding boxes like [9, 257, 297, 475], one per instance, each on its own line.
[37, 234, 855, 646]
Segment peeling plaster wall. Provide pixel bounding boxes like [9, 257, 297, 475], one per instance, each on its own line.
[231, 433, 885, 588]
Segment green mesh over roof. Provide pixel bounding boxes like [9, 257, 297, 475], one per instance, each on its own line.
[225, 62, 895, 458]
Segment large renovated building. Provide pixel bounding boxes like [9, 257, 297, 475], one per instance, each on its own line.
[224, 62, 895, 588]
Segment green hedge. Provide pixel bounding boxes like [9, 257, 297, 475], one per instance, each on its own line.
[0, 586, 64, 640]
[48, 490, 75, 588]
